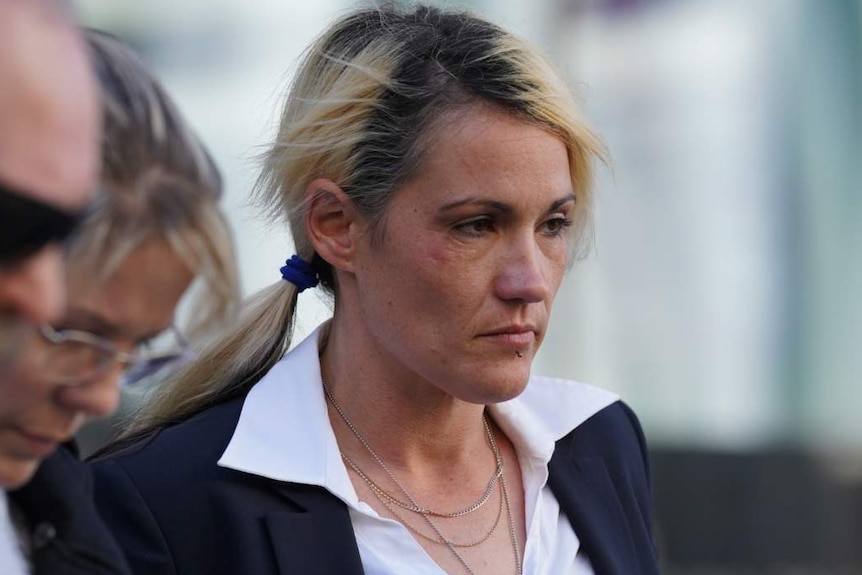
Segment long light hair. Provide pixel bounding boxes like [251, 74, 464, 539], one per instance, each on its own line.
[113, 3, 606, 444]
[76, 31, 239, 337]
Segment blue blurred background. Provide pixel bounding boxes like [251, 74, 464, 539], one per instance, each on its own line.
[76, 0, 862, 573]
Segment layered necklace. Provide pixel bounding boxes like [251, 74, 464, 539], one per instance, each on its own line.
[322, 382, 523, 575]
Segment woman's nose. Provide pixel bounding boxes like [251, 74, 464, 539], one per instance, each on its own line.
[55, 363, 123, 419]
[494, 237, 551, 304]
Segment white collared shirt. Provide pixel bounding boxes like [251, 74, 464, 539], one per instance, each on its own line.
[219, 324, 618, 575]
[0, 491, 29, 575]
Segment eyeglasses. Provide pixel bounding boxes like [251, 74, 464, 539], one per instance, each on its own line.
[37, 324, 195, 386]
[0, 181, 82, 268]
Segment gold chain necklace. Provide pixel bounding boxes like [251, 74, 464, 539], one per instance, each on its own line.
[342, 418, 503, 518]
[322, 381, 523, 575]
[344, 453, 505, 548]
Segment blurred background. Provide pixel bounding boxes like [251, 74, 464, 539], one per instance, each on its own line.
[75, 0, 862, 573]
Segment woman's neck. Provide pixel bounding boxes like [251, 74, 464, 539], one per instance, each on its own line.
[319, 317, 490, 476]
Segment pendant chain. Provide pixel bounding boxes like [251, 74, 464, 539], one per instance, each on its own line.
[344, 453, 505, 548]
[341, 420, 502, 518]
[322, 381, 523, 575]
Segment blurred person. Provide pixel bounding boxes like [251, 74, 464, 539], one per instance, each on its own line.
[91, 5, 659, 575]
[0, 1, 100, 573]
[0, 0, 100, 415]
[4, 29, 239, 574]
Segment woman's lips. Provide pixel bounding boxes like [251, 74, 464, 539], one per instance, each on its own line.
[480, 327, 537, 349]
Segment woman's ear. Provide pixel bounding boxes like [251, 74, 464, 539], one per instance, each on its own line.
[305, 178, 363, 273]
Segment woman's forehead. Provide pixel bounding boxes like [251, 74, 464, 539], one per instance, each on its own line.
[416, 107, 569, 183]
[381, 116, 571, 221]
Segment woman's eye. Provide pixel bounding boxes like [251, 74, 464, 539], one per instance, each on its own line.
[542, 216, 573, 236]
[454, 217, 495, 237]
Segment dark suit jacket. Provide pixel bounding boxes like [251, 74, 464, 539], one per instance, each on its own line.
[9, 443, 132, 575]
[91, 396, 660, 575]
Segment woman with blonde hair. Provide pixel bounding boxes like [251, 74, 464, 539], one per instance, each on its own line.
[5, 29, 238, 574]
[91, 5, 659, 575]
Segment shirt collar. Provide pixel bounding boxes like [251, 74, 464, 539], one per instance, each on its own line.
[219, 322, 619, 489]
[490, 375, 619, 464]
[218, 323, 358, 504]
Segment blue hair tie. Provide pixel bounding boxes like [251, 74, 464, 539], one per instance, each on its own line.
[280, 255, 319, 292]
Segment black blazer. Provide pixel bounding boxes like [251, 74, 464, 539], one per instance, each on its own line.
[91, 396, 660, 575]
[9, 443, 132, 575]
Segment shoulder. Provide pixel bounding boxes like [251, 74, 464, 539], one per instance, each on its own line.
[11, 443, 90, 509]
[550, 401, 657, 548]
[89, 395, 256, 522]
[88, 394, 297, 575]
[548, 401, 661, 572]
[93, 396, 245, 473]
[87, 385, 361, 575]
[10, 444, 132, 575]
[555, 400, 648, 458]
[551, 399, 653, 499]
[88, 395, 286, 568]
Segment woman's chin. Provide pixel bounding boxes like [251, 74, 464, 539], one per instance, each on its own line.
[460, 369, 531, 406]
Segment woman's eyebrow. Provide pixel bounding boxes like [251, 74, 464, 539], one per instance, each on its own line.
[548, 194, 576, 212]
[439, 193, 576, 214]
[438, 197, 512, 214]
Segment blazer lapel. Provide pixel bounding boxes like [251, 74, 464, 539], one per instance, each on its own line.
[548, 454, 638, 575]
[264, 483, 365, 575]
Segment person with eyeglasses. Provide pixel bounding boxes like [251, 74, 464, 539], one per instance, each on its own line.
[3, 29, 239, 574]
[0, 1, 102, 573]
[0, 0, 101, 420]
[36, 324, 195, 388]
